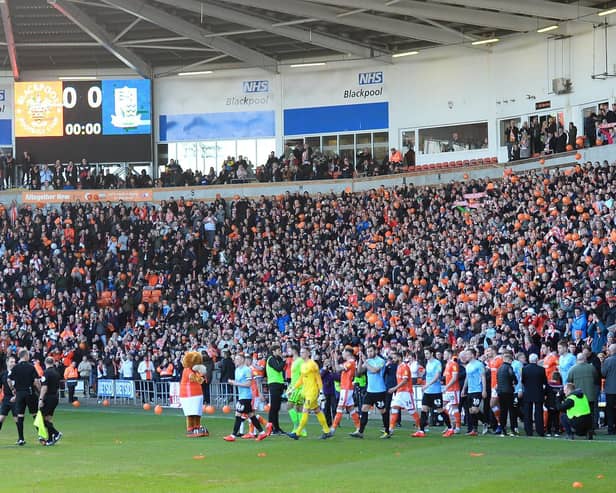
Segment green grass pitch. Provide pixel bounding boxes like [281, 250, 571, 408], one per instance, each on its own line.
[1, 404, 614, 493]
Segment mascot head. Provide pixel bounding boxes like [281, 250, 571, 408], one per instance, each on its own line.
[182, 351, 203, 370]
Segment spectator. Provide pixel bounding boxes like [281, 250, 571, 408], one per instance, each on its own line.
[602, 343, 616, 435]
[77, 355, 93, 397]
[559, 383, 594, 440]
[567, 353, 598, 427]
[521, 353, 547, 437]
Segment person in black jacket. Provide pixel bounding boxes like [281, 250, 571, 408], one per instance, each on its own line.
[39, 357, 62, 446]
[496, 351, 518, 436]
[521, 353, 547, 437]
[219, 351, 235, 404]
[265, 345, 286, 435]
[7, 349, 41, 446]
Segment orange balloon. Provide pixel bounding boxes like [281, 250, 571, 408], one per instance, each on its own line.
[143, 403, 151, 411]
[222, 405, 231, 414]
[539, 158, 545, 165]
[463, 173, 469, 180]
[72, 400, 81, 408]
[572, 481, 584, 488]
[102, 399, 110, 407]
[205, 405, 216, 415]
[575, 153, 582, 160]
[154, 405, 163, 415]
[379, 277, 390, 287]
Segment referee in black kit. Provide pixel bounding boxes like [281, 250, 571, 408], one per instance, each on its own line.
[8, 349, 41, 446]
[38, 357, 62, 446]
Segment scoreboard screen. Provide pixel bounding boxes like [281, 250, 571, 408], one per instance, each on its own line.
[14, 79, 152, 163]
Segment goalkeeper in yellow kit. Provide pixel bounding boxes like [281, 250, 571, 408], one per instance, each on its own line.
[287, 347, 333, 440]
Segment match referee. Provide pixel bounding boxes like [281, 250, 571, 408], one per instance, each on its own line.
[38, 357, 62, 446]
[8, 349, 41, 446]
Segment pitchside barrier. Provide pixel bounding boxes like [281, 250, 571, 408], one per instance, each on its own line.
[96, 379, 426, 412]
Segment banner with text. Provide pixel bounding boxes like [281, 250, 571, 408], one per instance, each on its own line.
[22, 189, 153, 204]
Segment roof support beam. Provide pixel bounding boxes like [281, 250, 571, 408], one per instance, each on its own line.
[48, 0, 152, 78]
[0, 0, 19, 80]
[155, 0, 385, 59]
[113, 17, 141, 43]
[428, 0, 599, 21]
[101, 0, 278, 73]
[223, 0, 465, 45]
[307, 0, 542, 32]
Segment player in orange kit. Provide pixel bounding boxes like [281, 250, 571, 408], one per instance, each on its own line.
[485, 346, 503, 433]
[442, 349, 461, 434]
[388, 351, 420, 434]
[330, 347, 361, 434]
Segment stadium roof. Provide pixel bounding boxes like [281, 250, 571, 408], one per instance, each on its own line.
[0, 0, 610, 78]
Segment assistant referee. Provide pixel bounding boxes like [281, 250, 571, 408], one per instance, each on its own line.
[39, 357, 62, 446]
[8, 349, 41, 446]
[266, 345, 286, 435]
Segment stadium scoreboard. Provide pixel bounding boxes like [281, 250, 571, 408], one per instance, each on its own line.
[14, 79, 152, 162]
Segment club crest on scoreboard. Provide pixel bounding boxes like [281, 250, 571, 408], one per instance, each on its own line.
[15, 82, 63, 137]
[112, 86, 149, 129]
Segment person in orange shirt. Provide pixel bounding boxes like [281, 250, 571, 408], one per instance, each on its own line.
[388, 351, 420, 434]
[486, 346, 503, 431]
[542, 347, 559, 382]
[443, 349, 461, 433]
[330, 347, 361, 433]
[389, 148, 403, 164]
[63, 361, 79, 403]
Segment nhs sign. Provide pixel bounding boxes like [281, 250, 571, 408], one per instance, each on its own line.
[358, 71, 383, 85]
[243, 80, 270, 93]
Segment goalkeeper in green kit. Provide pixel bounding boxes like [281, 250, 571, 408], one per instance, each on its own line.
[286, 346, 306, 437]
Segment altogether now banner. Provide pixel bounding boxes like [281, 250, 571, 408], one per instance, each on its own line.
[22, 189, 153, 204]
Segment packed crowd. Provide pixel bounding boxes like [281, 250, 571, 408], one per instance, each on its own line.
[504, 103, 616, 162]
[0, 157, 616, 428]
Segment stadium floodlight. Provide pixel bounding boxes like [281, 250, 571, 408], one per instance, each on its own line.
[598, 8, 616, 16]
[289, 62, 326, 68]
[471, 38, 499, 46]
[392, 51, 419, 58]
[537, 25, 559, 33]
[178, 70, 213, 76]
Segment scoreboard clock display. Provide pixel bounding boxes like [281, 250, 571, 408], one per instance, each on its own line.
[14, 79, 152, 163]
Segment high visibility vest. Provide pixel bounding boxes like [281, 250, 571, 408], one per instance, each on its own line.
[566, 393, 591, 419]
[353, 374, 366, 388]
[64, 366, 78, 380]
[266, 356, 284, 384]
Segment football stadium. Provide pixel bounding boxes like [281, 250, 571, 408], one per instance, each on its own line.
[0, 1, 616, 492]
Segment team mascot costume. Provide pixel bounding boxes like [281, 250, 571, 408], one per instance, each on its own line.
[180, 351, 209, 437]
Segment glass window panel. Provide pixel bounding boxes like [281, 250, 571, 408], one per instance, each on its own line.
[177, 142, 197, 171]
[373, 131, 389, 162]
[339, 134, 355, 165]
[167, 143, 178, 164]
[237, 139, 256, 168]
[401, 130, 416, 152]
[305, 136, 320, 155]
[198, 141, 217, 175]
[356, 133, 371, 146]
[418, 123, 488, 154]
[216, 140, 237, 170]
[256, 138, 276, 166]
[322, 135, 338, 158]
[500, 118, 522, 147]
